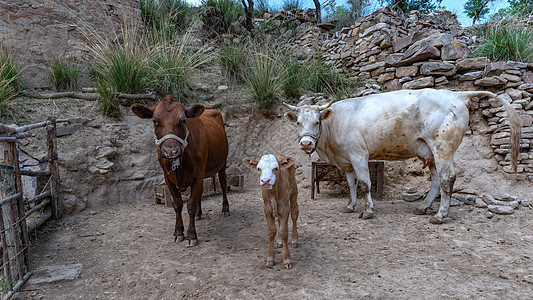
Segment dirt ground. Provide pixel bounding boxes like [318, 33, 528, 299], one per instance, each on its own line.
[18, 186, 533, 300]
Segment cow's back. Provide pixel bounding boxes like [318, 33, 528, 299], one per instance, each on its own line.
[199, 109, 228, 177]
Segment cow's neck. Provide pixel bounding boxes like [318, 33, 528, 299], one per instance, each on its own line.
[261, 170, 290, 216]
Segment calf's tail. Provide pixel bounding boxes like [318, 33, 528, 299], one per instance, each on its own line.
[456, 91, 522, 173]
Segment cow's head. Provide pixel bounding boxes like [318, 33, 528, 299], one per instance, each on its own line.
[283, 102, 333, 154]
[131, 95, 204, 160]
[243, 155, 294, 189]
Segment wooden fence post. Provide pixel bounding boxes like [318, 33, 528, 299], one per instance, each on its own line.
[46, 116, 62, 220]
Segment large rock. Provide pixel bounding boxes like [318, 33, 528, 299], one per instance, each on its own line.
[384, 79, 402, 91]
[396, 66, 418, 77]
[420, 61, 457, 77]
[402, 77, 434, 89]
[474, 76, 508, 86]
[397, 45, 440, 66]
[441, 42, 470, 60]
[458, 71, 483, 81]
[403, 33, 453, 58]
[488, 205, 515, 215]
[484, 61, 507, 76]
[455, 57, 490, 71]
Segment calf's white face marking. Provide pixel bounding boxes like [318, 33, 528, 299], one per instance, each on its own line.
[257, 154, 279, 189]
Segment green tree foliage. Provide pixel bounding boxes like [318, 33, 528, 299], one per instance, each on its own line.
[325, 0, 375, 29]
[464, 0, 495, 25]
[493, 0, 533, 19]
[381, 0, 443, 14]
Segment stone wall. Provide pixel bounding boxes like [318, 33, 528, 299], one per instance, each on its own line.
[287, 7, 533, 180]
[0, 0, 140, 88]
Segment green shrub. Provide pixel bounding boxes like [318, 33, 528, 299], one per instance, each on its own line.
[218, 42, 247, 82]
[48, 59, 79, 91]
[282, 0, 301, 11]
[281, 56, 304, 99]
[303, 58, 359, 98]
[200, 0, 244, 35]
[472, 21, 533, 63]
[151, 31, 212, 99]
[255, 0, 274, 17]
[0, 51, 22, 120]
[141, 0, 193, 37]
[244, 46, 283, 108]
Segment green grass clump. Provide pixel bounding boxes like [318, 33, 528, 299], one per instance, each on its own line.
[200, 0, 244, 35]
[48, 59, 79, 91]
[303, 58, 359, 99]
[282, 0, 301, 11]
[243, 46, 283, 108]
[0, 51, 22, 120]
[472, 21, 533, 63]
[281, 56, 304, 99]
[141, 0, 194, 38]
[218, 43, 247, 82]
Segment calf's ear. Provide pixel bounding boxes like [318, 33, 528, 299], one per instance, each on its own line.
[131, 104, 153, 119]
[284, 111, 298, 123]
[243, 157, 259, 169]
[185, 104, 205, 118]
[278, 156, 294, 169]
[320, 108, 333, 121]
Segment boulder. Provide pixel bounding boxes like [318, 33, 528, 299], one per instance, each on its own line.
[396, 66, 418, 77]
[420, 61, 457, 77]
[474, 76, 508, 86]
[441, 42, 470, 60]
[397, 45, 440, 66]
[455, 57, 490, 71]
[402, 77, 434, 89]
[484, 61, 507, 76]
[403, 33, 453, 58]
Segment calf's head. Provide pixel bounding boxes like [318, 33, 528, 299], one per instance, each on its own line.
[243, 155, 294, 189]
[131, 95, 204, 160]
[283, 102, 333, 154]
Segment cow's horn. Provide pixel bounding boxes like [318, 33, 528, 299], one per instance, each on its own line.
[282, 102, 298, 111]
[318, 101, 333, 110]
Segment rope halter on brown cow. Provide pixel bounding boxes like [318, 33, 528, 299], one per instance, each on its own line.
[153, 128, 189, 170]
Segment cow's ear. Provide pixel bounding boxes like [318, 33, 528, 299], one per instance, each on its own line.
[320, 109, 333, 121]
[185, 104, 205, 118]
[278, 156, 294, 169]
[131, 103, 153, 119]
[243, 157, 259, 170]
[284, 111, 298, 123]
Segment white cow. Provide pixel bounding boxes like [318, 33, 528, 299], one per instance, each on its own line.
[284, 88, 521, 224]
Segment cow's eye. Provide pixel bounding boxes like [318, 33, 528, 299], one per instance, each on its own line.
[296, 121, 300, 126]
[257, 168, 261, 172]
[152, 120, 158, 126]
[273, 167, 279, 172]
[314, 121, 319, 126]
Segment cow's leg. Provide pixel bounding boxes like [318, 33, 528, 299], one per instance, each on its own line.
[165, 178, 185, 243]
[430, 161, 455, 224]
[289, 185, 299, 248]
[264, 206, 277, 267]
[196, 198, 202, 220]
[350, 158, 373, 219]
[414, 164, 440, 215]
[218, 167, 230, 217]
[278, 211, 292, 269]
[345, 171, 358, 212]
[185, 179, 203, 247]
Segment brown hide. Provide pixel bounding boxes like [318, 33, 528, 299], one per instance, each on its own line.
[131, 95, 229, 247]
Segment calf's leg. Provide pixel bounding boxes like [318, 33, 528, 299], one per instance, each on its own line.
[290, 185, 299, 248]
[185, 179, 203, 247]
[264, 206, 277, 267]
[165, 177, 185, 242]
[278, 212, 292, 269]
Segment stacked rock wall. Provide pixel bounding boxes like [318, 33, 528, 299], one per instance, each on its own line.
[287, 7, 533, 180]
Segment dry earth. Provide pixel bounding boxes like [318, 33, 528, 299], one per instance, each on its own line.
[18, 186, 533, 300]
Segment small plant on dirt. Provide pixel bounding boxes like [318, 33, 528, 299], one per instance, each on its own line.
[471, 20, 533, 63]
[0, 50, 23, 121]
[281, 56, 304, 100]
[48, 59, 79, 91]
[243, 44, 283, 108]
[151, 31, 212, 100]
[254, 0, 275, 17]
[303, 57, 359, 98]
[200, 0, 244, 35]
[218, 42, 248, 82]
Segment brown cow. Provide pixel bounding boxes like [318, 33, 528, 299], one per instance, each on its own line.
[243, 154, 299, 269]
[131, 95, 229, 247]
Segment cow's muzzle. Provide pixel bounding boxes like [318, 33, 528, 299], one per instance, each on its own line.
[299, 135, 318, 155]
[154, 129, 189, 160]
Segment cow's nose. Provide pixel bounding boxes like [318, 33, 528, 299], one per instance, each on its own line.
[260, 178, 271, 186]
[162, 146, 179, 158]
[300, 141, 312, 150]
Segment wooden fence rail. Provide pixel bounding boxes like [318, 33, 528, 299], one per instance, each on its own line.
[0, 117, 65, 299]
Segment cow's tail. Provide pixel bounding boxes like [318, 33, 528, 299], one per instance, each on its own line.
[456, 91, 522, 173]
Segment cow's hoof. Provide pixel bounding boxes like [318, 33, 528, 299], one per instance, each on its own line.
[223, 211, 231, 217]
[343, 206, 356, 213]
[414, 207, 427, 215]
[275, 241, 283, 249]
[359, 211, 374, 219]
[172, 235, 184, 243]
[284, 263, 293, 270]
[291, 241, 298, 248]
[266, 261, 274, 268]
[185, 239, 198, 247]
[429, 216, 444, 224]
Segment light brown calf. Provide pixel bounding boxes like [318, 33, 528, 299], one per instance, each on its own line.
[243, 154, 299, 269]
